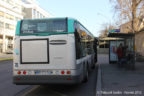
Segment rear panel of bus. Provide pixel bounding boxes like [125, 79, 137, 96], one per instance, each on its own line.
[13, 18, 83, 84]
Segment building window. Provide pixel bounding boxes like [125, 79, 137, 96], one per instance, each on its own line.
[9, 25, 14, 30]
[5, 23, 14, 30]
[33, 9, 36, 18]
[40, 13, 42, 18]
[5, 14, 10, 19]
[5, 23, 9, 29]
[0, 11, 4, 17]
[37, 11, 39, 18]
[15, 4, 20, 10]
[5, 14, 14, 20]
[6, 0, 10, 3]
[6, 0, 13, 5]
[10, 15, 14, 20]
[0, 22, 4, 28]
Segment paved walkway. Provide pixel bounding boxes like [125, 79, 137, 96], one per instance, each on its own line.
[97, 54, 144, 96]
[0, 53, 13, 59]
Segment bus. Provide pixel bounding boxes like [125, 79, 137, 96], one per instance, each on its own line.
[13, 17, 97, 84]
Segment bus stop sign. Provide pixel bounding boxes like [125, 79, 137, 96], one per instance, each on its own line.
[108, 29, 120, 33]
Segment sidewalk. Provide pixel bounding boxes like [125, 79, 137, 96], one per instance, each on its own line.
[97, 54, 144, 96]
[0, 53, 13, 61]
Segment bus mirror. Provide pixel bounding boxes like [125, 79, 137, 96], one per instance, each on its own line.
[74, 29, 81, 43]
[78, 38, 81, 42]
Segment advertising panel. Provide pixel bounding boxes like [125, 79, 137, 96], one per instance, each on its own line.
[109, 40, 124, 63]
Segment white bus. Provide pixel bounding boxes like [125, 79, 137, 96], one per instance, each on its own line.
[13, 17, 96, 84]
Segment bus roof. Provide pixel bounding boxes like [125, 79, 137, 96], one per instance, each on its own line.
[21, 17, 77, 21]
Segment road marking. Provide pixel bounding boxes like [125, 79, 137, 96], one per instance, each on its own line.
[47, 88, 68, 96]
[96, 62, 102, 96]
[19, 85, 40, 96]
[16, 85, 67, 96]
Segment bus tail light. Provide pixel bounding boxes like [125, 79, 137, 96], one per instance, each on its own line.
[17, 71, 21, 75]
[67, 70, 71, 74]
[23, 71, 27, 75]
[61, 70, 65, 75]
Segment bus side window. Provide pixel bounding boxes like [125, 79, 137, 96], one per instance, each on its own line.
[74, 22, 82, 59]
[78, 23, 87, 57]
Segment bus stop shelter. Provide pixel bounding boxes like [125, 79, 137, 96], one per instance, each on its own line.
[108, 32, 135, 69]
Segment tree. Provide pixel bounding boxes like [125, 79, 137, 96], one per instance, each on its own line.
[99, 29, 108, 38]
[110, 0, 144, 33]
[99, 23, 115, 37]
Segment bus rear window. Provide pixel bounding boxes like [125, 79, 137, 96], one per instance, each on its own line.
[21, 19, 67, 34]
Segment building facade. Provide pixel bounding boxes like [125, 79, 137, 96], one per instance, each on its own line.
[22, 0, 52, 19]
[0, 0, 23, 53]
[0, 0, 52, 53]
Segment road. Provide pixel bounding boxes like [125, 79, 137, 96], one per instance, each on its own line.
[0, 60, 31, 96]
[0, 60, 98, 96]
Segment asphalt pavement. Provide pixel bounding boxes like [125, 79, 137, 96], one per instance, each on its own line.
[1, 53, 144, 96]
[20, 66, 98, 96]
[0, 53, 13, 59]
[0, 60, 98, 96]
[96, 54, 144, 96]
[0, 60, 31, 96]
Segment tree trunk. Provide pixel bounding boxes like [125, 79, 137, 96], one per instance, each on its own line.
[132, 0, 138, 33]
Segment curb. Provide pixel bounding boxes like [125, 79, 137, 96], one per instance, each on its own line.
[0, 58, 13, 61]
[96, 62, 102, 96]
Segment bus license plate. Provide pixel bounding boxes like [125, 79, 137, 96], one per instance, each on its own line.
[35, 70, 40, 74]
[47, 71, 53, 75]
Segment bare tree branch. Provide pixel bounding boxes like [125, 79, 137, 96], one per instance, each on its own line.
[136, 0, 143, 6]
[110, 0, 144, 32]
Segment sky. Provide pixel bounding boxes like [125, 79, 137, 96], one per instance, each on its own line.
[36, 0, 116, 37]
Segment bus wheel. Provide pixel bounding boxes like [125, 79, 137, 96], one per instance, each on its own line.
[82, 64, 88, 83]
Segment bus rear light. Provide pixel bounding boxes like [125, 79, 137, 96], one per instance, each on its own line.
[67, 70, 71, 74]
[61, 70, 65, 74]
[17, 71, 21, 75]
[23, 71, 26, 75]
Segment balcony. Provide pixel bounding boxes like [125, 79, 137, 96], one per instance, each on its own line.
[5, 19, 17, 26]
[5, 29, 15, 36]
[8, 40, 14, 44]
[0, 28, 4, 34]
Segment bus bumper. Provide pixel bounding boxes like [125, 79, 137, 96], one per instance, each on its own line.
[13, 75, 82, 85]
